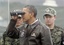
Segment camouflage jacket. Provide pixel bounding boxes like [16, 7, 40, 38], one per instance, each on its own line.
[1, 31, 20, 45]
[50, 25, 64, 45]
[2, 23, 25, 45]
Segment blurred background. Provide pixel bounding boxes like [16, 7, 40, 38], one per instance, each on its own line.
[0, 0, 8, 38]
[0, 0, 64, 39]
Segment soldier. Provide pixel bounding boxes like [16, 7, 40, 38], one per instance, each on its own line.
[7, 5, 53, 45]
[43, 7, 64, 45]
[2, 12, 24, 45]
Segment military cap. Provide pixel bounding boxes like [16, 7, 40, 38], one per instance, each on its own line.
[43, 7, 56, 17]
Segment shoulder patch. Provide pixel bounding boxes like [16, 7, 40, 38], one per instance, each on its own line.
[31, 33, 36, 37]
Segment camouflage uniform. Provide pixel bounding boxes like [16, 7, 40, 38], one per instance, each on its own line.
[2, 30, 20, 45]
[0, 37, 3, 45]
[50, 25, 64, 45]
[1, 23, 25, 45]
[43, 7, 64, 45]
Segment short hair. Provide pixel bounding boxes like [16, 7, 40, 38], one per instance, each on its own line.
[24, 5, 37, 17]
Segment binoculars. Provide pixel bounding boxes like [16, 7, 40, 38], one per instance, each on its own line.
[10, 10, 25, 16]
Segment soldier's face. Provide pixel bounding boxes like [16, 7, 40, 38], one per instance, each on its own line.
[44, 15, 56, 26]
[22, 8, 31, 23]
[16, 18, 23, 27]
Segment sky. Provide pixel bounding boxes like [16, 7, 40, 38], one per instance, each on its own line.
[10, 0, 64, 7]
[0, 0, 64, 7]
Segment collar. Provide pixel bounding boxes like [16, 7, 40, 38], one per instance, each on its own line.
[16, 25, 23, 29]
[15, 24, 25, 30]
[29, 19, 39, 29]
[30, 19, 38, 25]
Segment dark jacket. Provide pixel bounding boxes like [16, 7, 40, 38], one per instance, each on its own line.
[7, 19, 53, 45]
